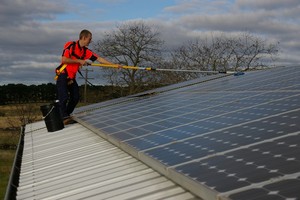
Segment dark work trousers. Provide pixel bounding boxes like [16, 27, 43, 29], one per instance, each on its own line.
[56, 73, 80, 119]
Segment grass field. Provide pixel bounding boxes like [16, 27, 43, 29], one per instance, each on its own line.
[0, 149, 16, 199]
[0, 103, 42, 199]
[0, 129, 19, 199]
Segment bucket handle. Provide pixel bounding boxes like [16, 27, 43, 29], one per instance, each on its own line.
[42, 106, 55, 119]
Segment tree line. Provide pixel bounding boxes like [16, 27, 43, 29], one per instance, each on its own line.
[0, 83, 163, 105]
[0, 83, 56, 104]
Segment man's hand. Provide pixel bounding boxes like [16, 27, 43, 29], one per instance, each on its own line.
[62, 56, 88, 66]
[85, 60, 93, 65]
[77, 59, 87, 66]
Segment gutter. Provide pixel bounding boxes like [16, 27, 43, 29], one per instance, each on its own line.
[4, 125, 25, 200]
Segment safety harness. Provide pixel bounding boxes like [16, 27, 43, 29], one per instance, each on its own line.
[55, 41, 87, 80]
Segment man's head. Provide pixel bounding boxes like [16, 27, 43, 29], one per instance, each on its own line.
[79, 29, 92, 47]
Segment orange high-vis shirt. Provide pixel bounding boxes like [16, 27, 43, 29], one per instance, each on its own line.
[61, 40, 98, 79]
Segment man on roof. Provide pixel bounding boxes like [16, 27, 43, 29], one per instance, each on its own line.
[56, 29, 119, 125]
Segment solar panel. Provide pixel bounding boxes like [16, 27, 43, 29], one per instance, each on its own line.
[74, 66, 300, 200]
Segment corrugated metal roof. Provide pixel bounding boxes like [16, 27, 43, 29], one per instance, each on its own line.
[17, 121, 200, 200]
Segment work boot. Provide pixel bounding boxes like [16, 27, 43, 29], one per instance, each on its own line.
[63, 117, 77, 125]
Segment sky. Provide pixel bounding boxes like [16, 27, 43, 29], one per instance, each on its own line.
[0, 0, 299, 85]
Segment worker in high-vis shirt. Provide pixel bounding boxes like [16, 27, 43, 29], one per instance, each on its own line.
[56, 29, 119, 125]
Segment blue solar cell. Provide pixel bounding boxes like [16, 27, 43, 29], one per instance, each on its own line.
[229, 188, 283, 200]
[264, 179, 300, 198]
[142, 108, 300, 166]
[131, 129, 194, 147]
[230, 179, 300, 200]
[176, 156, 251, 192]
[174, 133, 300, 194]
[111, 127, 150, 140]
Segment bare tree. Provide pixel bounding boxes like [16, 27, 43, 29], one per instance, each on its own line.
[169, 32, 279, 79]
[231, 32, 279, 70]
[6, 103, 40, 130]
[94, 21, 164, 94]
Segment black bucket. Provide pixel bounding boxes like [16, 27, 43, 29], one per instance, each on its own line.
[40, 102, 64, 132]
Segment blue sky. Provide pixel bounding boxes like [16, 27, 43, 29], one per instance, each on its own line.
[0, 0, 299, 85]
[56, 0, 177, 21]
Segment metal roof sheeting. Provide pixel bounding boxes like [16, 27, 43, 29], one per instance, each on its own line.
[17, 121, 199, 200]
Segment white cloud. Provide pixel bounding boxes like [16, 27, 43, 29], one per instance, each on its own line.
[0, 0, 67, 26]
[236, 0, 300, 10]
[164, 0, 233, 15]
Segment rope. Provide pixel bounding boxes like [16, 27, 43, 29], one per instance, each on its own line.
[42, 106, 54, 119]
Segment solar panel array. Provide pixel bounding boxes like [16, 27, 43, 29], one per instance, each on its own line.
[74, 66, 300, 200]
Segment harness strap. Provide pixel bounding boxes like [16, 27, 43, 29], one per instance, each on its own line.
[54, 41, 87, 80]
[62, 41, 87, 59]
[54, 64, 67, 80]
[70, 41, 87, 60]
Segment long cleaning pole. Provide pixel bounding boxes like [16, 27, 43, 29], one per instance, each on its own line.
[90, 63, 244, 75]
